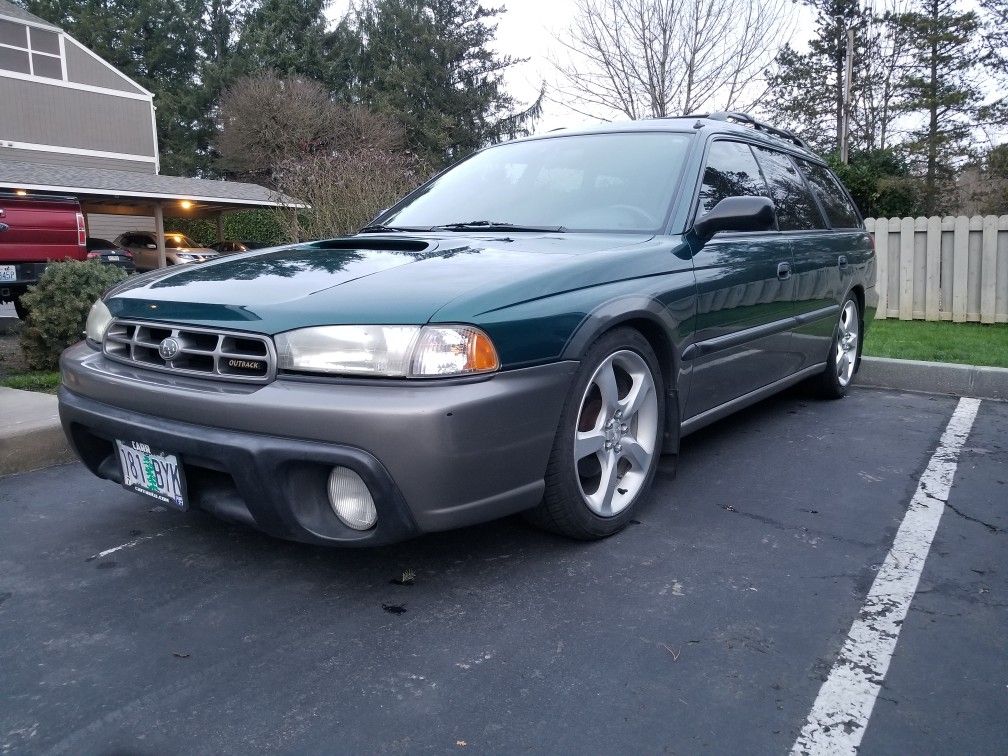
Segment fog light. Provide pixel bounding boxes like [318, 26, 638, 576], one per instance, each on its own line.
[327, 466, 377, 530]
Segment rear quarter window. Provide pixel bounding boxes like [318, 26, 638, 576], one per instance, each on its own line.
[799, 161, 861, 229]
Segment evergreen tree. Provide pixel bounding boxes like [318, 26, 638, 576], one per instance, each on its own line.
[235, 0, 349, 90]
[895, 0, 983, 214]
[351, 0, 542, 166]
[763, 0, 867, 155]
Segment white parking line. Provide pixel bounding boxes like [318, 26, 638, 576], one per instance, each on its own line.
[792, 396, 981, 755]
[85, 527, 185, 561]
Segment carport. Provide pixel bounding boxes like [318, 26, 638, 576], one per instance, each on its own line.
[0, 157, 302, 266]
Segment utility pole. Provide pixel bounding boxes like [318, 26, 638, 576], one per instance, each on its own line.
[841, 26, 854, 165]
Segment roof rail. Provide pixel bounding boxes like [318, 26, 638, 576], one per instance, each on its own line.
[685, 111, 810, 150]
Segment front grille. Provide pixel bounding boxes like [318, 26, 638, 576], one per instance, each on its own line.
[103, 320, 276, 383]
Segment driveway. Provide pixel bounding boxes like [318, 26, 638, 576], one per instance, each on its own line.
[1, 386, 1005, 753]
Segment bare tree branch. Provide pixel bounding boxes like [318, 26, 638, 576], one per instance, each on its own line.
[551, 0, 793, 120]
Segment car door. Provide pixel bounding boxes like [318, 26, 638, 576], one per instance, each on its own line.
[683, 139, 796, 420]
[794, 159, 866, 366]
[751, 146, 835, 373]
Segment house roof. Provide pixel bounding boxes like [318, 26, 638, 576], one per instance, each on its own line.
[0, 0, 61, 31]
[0, 158, 303, 208]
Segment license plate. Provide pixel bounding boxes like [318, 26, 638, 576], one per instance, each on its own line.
[107, 256, 120, 262]
[116, 440, 187, 510]
[0, 264, 15, 282]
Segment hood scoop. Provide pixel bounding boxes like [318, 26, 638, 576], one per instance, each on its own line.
[304, 237, 433, 254]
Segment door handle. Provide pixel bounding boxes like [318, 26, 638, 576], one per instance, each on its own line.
[838, 255, 849, 270]
[777, 261, 791, 281]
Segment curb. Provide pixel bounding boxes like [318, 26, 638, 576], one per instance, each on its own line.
[0, 387, 74, 477]
[858, 356, 1008, 401]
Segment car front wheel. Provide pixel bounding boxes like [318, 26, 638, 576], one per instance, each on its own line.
[526, 328, 665, 539]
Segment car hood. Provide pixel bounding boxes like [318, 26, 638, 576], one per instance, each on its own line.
[105, 233, 663, 334]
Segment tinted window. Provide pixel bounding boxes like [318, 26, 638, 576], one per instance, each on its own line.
[32, 53, 62, 79]
[752, 147, 826, 231]
[383, 132, 694, 233]
[0, 46, 29, 74]
[697, 140, 768, 217]
[87, 238, 113, 250]
[0, 20, 27, 47]
[799, 161, 860, 228]
[29, 27, 61, 55]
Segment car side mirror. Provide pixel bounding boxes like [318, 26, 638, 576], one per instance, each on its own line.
[689, 196, 776, 246]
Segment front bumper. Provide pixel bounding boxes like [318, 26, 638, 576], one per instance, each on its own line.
[59, 343, 576, 546]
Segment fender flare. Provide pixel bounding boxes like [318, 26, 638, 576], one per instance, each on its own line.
[560, 295, 685, 456]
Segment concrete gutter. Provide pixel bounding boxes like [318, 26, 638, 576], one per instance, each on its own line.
[0, 387, 74, 476]
[858, 356, 1008, 401]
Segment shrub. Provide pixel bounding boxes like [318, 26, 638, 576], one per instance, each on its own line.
[19, 260, 127, 370]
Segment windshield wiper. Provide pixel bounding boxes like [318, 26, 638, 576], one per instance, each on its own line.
[432, 220, 566, 233]
[358, 223, 409, 234]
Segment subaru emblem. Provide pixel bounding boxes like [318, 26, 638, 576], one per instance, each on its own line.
[158, 337, 181, 361]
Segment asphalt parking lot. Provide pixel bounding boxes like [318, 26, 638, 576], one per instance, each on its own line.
[1, 385, 1005, 754]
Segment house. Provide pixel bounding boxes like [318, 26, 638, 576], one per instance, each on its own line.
[0, 0, 297, 263]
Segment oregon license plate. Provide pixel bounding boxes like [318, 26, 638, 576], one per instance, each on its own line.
[0, 264, 15, 282]
[116, 440, 187, 510]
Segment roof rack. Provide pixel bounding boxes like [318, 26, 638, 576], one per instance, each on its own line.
[685, 111, 810, 150]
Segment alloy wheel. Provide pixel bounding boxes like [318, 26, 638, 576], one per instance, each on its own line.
[836, 300, 859, 387]
[573, 350, 659, 516]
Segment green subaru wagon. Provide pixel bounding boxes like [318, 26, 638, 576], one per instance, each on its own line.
[59, 112, 876, 546]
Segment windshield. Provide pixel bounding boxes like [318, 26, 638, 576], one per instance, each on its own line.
[382, 132, 693, 233]
[165, 233, 200, 249]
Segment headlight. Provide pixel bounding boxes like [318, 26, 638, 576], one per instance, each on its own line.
[176, 253, 198, 262]
[276, 325, 499, 377]
[85, 299, 113, 344]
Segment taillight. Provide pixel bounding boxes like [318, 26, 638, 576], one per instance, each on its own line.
[76, 212, 86, 246]
[86, 252, 100, 259]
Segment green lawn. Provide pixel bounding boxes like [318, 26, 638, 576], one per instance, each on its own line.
[0, 371, 61, 394]
[864, 319, 1008, 368]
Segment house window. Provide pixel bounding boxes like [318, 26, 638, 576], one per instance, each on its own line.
[0, 20, 64, 80]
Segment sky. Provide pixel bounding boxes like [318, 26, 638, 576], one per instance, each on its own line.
[326, 0, 820, 135]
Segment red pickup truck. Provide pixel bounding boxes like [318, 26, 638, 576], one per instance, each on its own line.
[0, 192, 87, 319]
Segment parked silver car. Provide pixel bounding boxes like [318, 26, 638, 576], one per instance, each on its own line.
[113, 231, 218, 272]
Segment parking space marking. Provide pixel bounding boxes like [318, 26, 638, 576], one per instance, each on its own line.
[85, 527, 186, 561]
[792, 396, 981, 755]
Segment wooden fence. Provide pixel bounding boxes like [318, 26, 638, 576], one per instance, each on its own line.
[865, 215, 1008, 323]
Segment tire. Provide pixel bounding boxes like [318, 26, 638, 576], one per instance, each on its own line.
[526, 328, 666, 539]
[816, 294, 862, 399]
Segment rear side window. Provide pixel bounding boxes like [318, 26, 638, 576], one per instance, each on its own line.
[799, 161, 861, 228]
[697, 140, 768, 217]
[751, 147, 826, 231]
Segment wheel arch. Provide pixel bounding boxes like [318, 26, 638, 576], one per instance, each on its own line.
[561, 297, 684, 455]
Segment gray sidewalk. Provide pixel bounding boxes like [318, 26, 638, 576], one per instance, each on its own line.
[0, 387, 73, 476]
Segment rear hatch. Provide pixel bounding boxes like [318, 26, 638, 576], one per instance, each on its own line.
[0, 193, 86, 264]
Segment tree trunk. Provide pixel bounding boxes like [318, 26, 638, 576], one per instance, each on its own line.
[836, 14, 845, 154]
[925, 0, 940, 215]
